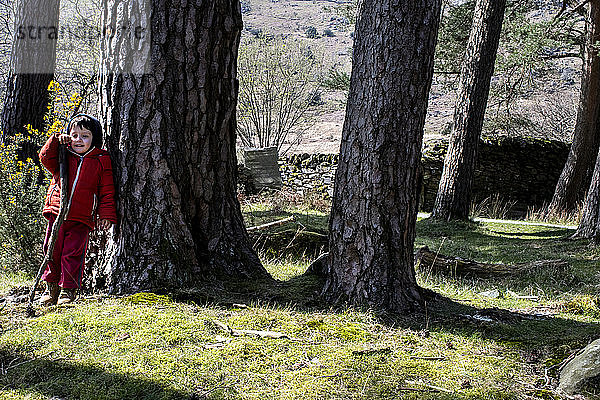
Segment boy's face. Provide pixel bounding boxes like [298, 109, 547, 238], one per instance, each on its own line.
[70, 125, 93, 154]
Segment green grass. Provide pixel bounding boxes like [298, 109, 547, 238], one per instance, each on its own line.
[1, 217, 599, 399]
[0, 298, 528, 400]
[0, 270, 31, 293]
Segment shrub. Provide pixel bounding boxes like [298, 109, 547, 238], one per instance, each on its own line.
[237, 34, 325, 153]
[305, 26, 318, 39]
[322, 67, 351, 91]
[0, 133, 49, 274]
[247, 27, 262, 38]
[0, 81, 81, 274]
[323, 0, 358, 30]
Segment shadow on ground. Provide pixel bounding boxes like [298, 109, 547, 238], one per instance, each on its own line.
[3, 217, 598, 399]
[172, 217, 599, 354]
[0, 349, 201, 400]
[171, 274, 599, 350]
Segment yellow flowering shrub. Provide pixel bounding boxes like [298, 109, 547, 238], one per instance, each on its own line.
[0, 81, 82, 274]
[0, 134, 49, 273]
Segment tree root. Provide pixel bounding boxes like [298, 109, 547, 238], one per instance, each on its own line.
[415, 246, 568, 278]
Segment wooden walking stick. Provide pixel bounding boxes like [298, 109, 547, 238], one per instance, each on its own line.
[27, 144, 69, 317]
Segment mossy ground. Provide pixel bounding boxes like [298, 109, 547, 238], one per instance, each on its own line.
[1, 210, 599, 399]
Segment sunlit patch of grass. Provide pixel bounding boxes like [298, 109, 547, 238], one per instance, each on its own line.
[2, 216, 600, 399]
[260, 252, 311, 281]
[0, 270, 30, 294]
[558, 294, 600, 319]
[1, 298, 532, 400]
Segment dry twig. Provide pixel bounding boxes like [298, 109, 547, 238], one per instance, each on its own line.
[247, 216, 295, 232]
[212, 320, 289, 339]
[405, 380, 453, 394]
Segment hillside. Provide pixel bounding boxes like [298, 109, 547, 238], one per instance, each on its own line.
[240, 0, 582, 154]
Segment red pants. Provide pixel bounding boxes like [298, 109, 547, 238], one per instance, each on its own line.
[41, 214, 90, 289]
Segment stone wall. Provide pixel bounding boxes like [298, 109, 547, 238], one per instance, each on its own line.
[279, 153, 338, 198]
[242, 136, 569, 214]
[420, 137, 569, 213]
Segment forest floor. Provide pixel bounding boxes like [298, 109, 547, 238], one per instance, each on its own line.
[1, 199, 599, 400]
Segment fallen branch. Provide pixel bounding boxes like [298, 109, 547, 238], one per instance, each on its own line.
[507, 290, 540, 302]
[405, 380, 453, 394]
[212, 320, 289, 339]
[409, 356, 446, 361]
[196, 383, 231, 399]
[415, 246, 568, 278]
[247, 216, 295, 232]
[397, 387, 439, 392]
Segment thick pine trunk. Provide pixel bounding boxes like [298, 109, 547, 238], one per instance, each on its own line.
[432, 0, 506, 220]
[574, 147, 600, 240]
[548, 0, 600, 215]
[1, 0, 59, 156]
[324, 0, 441, 312]
[94, 0, 268, 294]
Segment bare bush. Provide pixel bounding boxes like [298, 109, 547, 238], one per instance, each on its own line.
[525, 91, 578, 142]
[237, 34, 325, 154]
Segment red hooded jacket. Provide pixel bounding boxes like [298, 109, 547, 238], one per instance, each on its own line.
[39, 134, 117, 229]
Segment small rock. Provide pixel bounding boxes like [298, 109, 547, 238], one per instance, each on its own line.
[471, 314, 494, 323]
[559, 338, 600, 395]
[478, 289, 501, 299]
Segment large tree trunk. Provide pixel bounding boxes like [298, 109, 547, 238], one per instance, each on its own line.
[94, 0, 268, 294]
[548, 0, 600, 215]
[1, 0, 59, 158]
[323, 0, 441, 312]
[573, 147, 600, 240]
[431, 0, 506, 220]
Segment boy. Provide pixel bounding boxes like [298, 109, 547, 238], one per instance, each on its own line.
[38, 114, 117, 305]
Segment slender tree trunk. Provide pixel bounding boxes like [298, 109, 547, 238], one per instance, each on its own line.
[431, 0, 506, 220]
[94, 0, 268, 294]
[548, 0, 600, 215]
[323, 0, 441, 312]
[1, 0, 59, 156]
[573, 146, 600, 240]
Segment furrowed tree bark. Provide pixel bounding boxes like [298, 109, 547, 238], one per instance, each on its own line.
[324, 0, 441, 312]
[95, 0, 268, 294]
[573, 146, 600, 240]
[548, 0, 600, 215]
[432, 0, 506, 220]
[1, 0, 59, 159]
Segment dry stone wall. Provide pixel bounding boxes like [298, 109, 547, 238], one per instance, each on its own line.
[241, 136, 569, 215]
[420, 137, 569, 213]
[279, 153, 338, 198]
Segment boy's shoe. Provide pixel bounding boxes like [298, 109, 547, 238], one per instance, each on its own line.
[57, 288, 78, 305]
[40, 282, 61, 306]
